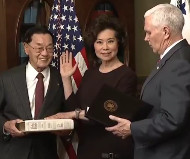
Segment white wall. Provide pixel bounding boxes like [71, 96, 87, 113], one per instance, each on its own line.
[135, 0, 170, 77]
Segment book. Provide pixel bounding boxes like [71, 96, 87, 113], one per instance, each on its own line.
[85, 84, 153, 126]
[16, 119, 74, 132]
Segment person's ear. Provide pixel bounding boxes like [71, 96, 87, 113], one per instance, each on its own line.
[163, 26, 170, 38]
[23, 42, 29, 55]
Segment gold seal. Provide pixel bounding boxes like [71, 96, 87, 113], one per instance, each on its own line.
[104, 100, 118, 112]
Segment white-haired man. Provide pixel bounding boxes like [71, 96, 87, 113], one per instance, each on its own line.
[106, 4, 190, 159]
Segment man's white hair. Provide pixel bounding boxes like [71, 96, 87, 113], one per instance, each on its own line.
[144, 3, 184, 35]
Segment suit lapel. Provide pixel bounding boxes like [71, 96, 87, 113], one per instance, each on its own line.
[12, 65, 32, 119]
[140, 39, 188, 98]
[140, 66, 160, 98]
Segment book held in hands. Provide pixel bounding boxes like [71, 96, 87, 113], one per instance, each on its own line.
[86, 85, 153, 126]
[16, 119, 74, 132]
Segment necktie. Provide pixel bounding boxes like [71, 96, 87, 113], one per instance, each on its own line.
[156, 58, 161, 69]
[35, 73, 44, 119]
[157, 58, 161, 64]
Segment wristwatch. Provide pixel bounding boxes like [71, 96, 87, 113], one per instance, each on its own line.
[75, 108, 81, 119]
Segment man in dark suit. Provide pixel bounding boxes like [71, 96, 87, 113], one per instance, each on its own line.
[106, 4, 190, 159]
[0, 26, 67, 159]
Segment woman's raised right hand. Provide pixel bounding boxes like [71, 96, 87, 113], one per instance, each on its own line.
[60, 50, 78, 78]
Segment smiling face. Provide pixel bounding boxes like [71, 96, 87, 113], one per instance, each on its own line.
[144, 16, 167, 55]
[24, 33, 53, 72]
[94, 29, 119, 63]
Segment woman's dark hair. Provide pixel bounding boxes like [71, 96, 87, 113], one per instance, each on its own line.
[23, 26, 54, 43]
[84, 14, 128, 67]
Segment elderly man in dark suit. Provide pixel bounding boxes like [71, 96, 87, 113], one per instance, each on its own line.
[106, 4, 190, 159]
[0, 26, 67, 159]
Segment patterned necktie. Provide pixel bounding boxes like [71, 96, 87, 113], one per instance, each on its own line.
[35, 73, 44, 119]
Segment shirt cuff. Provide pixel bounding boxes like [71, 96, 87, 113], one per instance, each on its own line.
[3, 125, 10, 135]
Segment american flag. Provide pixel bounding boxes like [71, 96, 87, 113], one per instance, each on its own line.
[48, 0, 88, 158]
[170, 0, 190, 44]
[48, 0, 88, 92]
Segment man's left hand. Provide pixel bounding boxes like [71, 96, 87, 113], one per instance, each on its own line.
[105, 115, 131, 139]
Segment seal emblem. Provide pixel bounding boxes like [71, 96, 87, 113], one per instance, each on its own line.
[104, 100, 118, 112]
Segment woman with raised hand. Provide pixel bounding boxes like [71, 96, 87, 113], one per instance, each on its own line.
[48, 14, 137, 159]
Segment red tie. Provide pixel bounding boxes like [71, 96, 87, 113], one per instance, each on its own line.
[157, 58, 161, 64]
[35, 73, 44, 119]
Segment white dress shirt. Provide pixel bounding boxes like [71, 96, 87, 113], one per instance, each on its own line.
[160, 39, 183, 59]
[26, 63, 50, 118]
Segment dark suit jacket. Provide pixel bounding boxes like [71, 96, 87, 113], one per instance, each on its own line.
[0, 64, 65, 159]
[131, 39, 190, 159]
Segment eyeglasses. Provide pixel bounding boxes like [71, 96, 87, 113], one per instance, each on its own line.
[27, 43, 54, 53]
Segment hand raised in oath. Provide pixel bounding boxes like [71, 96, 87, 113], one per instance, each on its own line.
[60, 50, 78, 78]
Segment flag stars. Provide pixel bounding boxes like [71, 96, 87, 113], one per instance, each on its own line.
[55, 5, 59, 11]
[60, 24, 64, 30]
[49, 1, 88, 95]
[50, 15, 53, 20]
[73, 26, 78, 32]
[78, 35, 83, 42]
[61, 15, 66, 21]
[65, 34, 70, 40]
[66, 24, 72, 32]
[54, 14, 58, 20]
[55, 43, 61, 49]
[53, 24, 56, 30]
[63, 5, 68, 12]
[53, 53, 58, 59]
[63, 43, 69, 49]
[73, 35, 76, 41]
[69, 6, 74, 12]
[49, 0, 87, 76]
[52, 5, 55, 11]
[51, 62, 56, 67]
[71, 44, 75, 50]
[56, 34, 62, 41]
[74, 16, 78, 23]
[69, 15, 73, 21]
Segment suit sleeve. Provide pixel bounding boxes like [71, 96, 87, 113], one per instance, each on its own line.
[0, 75, 8, 139]
[131, 60, 190, 148]
[64, 70, 90, 110]
[64, 92, 78, 110]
